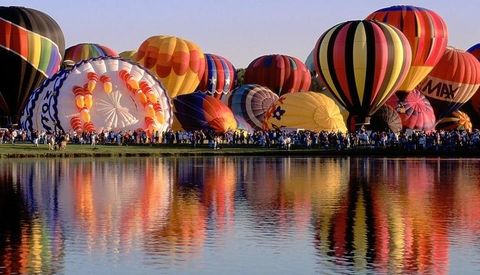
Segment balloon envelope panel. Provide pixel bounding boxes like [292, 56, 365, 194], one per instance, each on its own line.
[386, 90, 436, 131]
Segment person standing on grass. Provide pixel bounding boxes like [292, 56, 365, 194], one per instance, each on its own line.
[32, 129, 39, 147]
[91, 131, 97, 147]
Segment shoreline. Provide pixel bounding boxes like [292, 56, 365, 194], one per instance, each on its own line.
[1, 144, 480, 159]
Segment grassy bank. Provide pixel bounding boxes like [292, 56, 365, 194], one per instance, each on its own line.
[1, 143, 480, 158]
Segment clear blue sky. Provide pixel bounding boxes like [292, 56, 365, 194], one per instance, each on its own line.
[6, 0, 480, 67]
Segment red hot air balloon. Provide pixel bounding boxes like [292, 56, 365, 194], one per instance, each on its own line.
[244, 54, 311, 95]
[386, 90, 436, 131]
[367, 5, 448, 93]
[313, 20, 412, 130]
[418, 47, 480, 118]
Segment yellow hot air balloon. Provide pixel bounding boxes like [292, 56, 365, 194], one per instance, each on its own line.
[263, 92, 347, 132]
[134, 35, 205, 98]
[119, 50, 136, 60]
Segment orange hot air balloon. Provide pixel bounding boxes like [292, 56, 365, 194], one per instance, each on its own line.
[134, 35, 205, 98]
[367, 5, 448, 93]
[418, 47, 480, 118]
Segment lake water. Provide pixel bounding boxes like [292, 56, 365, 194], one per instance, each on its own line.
[0, 156, 479, 274]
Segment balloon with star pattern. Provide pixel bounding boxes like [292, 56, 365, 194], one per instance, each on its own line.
[197, 53, 236, 99]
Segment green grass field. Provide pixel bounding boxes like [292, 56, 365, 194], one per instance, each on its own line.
[0, 143, 316, 158]
[1, 142, 479, 158]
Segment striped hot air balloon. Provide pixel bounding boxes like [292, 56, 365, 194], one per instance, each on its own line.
[134, 35, 205, 98]
[435, 111, 473, 132]
[198, 53, 236, 99]
[0, 6, 65, 124]
[244, 54, 311, 95]
[313, 20, 412, 130]
[367, 5, 448, 93]
[64, 43, 118, 63]
[418, 47, 480, 118]
[222, 84, 278, 130]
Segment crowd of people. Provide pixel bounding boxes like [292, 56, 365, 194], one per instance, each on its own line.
[1, 126, 480, 152]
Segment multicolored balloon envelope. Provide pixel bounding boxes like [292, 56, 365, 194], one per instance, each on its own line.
[197, 53, 236, 99]
[173, 93, 237, 133]
[21, 57, 172, 134]
[134, 35, 205, 98]
[313, 20, 412, 129]
[223, 84, 279, 130]
[386, 90, 436, 131]
[263, 92, 347, 132]
[244, 54, 311, 95]
[0, 6, 65, 123]
[370, 105, 402, 133]
[466, 43, 480, 122]
[64, 43, 118, 63]
[367, 5, 448, 92]
[435, 111, 472, 132]
[418, 47, 480, 118]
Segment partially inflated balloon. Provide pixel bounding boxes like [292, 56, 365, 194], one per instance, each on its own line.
[418, 47, 480, 118]
[173, 93, 237, 133]
[198, 53, 236, 99]
[386, 90, 436, 131]
[64, 43, 118, 63]
[244, 54, 311, 95]
[223, 84, 278, 130]
[21, 57, 172, 134]
[314, 20, 412, 129]
[0, 6, 65, 123]
[135, 35, 205, 98]
[370, 105, 402, 133]
[263, 92, 347, 132]
[367, 5, 448, 92]
[435, 111, 472, 132]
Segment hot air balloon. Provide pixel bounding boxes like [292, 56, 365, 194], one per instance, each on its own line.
[435, 111, 472, 132]
[134, 35, 205, 98]
[223, 84, 278, 130]
[119, 50, 136, 60]
[386, 90, 436, 131]
[0, 6, 65, 125]
[370, 105, 402, 133]
[366, 5, 448, 93]
[197, 53, 236, 99]
[173, 93, 237, 133]
[244, 54, 311, 95]
[263, 92, 347, 132]
[20, 57, 172, 134]
[314, 20, 412, 130]
[64, 43, 118, 63]
[234, 115, 254, 133]
[466, 43, 480, 125]
[418, 47, 480, 118]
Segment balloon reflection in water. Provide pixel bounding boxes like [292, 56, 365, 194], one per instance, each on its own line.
[313, 158, 470, 274]
[145, 157, 236, 259]
[70, 159, 172, 252]
[0, 160, 66, 274]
